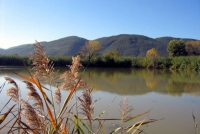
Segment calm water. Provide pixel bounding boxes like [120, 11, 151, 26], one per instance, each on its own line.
[0, 67, 200, 134]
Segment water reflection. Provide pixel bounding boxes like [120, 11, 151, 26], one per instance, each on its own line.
[166, 81, 200, 96]
[1, 67, 200, 134]
[82, 68, 200, 96]
[1, 67, 200, 96]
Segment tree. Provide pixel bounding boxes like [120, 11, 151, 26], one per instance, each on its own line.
[146, 48, 160, 67]
[167, 39, 187, 57]
[185, 40, 200, 56]
[104, 50, 120, 58]
[81, 40, 101, 62]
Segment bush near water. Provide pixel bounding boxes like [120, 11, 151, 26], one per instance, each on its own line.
[1, 55, 200, 70]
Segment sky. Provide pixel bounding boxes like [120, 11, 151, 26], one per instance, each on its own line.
[0, 0, 200, 49]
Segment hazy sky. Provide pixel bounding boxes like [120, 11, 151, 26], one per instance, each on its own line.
[0, 0, 200, 49]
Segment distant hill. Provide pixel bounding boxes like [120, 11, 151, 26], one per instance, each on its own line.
[0, 48, 4, 53]
[0, 34, 198, 57]
[0, 36, 88, 56]
[155, 37, 196, 45]
[97, 34, 168, 56]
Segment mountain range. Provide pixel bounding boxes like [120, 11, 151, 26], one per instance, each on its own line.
[0, 34, 197, 57]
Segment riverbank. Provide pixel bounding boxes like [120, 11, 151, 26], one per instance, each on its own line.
[1, 55, 200, 70]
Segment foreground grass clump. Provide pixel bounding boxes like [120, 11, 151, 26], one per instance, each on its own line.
[0, 41, 157, 134]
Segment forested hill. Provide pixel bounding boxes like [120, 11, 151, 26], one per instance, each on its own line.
[0, 34, 197, 56]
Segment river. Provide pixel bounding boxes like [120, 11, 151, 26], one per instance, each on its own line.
[0, 66, 200, 134]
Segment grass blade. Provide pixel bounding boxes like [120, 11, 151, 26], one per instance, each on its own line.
[72, 114, 84, 134]
[131, 119, 145, 134]
[98, 120, 106, 134]
[72, 113, 92, 133]
[94, 96, 116, 121]
[0, 104, 16, 125]
[127, 119, 145, 133]
[0, 82, 5, 93]
[109, 127, 121, 134]
[44, 100, 57, 131]
[126, 119, 159, 129]
[0, 113, 17, 130]
[124, 110, 150, 122]
[101, 124, 106, 134]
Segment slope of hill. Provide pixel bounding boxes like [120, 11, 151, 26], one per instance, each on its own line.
[97, 34, 168, 56]
[0, 34, 197, 57]
[1, 36, 88, 56]
[0, 48, 4, 53]
[155, 36, 196, 45]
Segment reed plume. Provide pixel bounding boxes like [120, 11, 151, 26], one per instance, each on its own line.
[5, 77, 19, 102]
[30, 41, 57, 83]
[53, 85, 61, 104]
[60, 55, 86, 90]
[119, 97, 133, 121]
[23, 81, 44, 111]
[20, 99, 41, 130]
[5, 77, 18, 89]
[119, 97, 133, 134]
[78, 88, 94, 128]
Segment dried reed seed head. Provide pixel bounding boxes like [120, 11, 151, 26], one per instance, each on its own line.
[79, 88, 94, 125]
[5, 87, 19, 102]
[20, 99, 41, 129]
[119, 97, 133, 121]
[60, 71, 75, 79]
[59, 80, 73, 90]
[5, 77, 18, 89]
[59, 55, 86, 90]
[82, 89, 92, 105]
[23, 81, 36, 92]
[70, 55, 82, 74]
[23, 81, 44, 110]
[5, 76, 19, 102]
[27, 91, 44, 110]
[53, 86, 61, 104]
[76, 79, 87, 88]
[30, 41, 56, 81]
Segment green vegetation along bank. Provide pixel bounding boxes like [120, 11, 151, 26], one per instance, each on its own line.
[1, 55, 200, 71]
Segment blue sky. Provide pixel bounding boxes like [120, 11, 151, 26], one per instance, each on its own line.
[0, 0, 200, 49]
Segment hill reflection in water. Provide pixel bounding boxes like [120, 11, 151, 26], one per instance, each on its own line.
[82, 68, 200, 96]
[1, 66, 200, 96]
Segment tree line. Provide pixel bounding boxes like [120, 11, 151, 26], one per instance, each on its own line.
[167, 40, 200, 57]
[1, 39, 200, 70]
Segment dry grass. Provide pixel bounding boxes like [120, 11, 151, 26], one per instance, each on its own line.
[120, 97, 133, 122]
[24, 81, 44, 111]
[30, 40, 57, 83]
[5, 77, 19, 102]
[53, 85, 62, 105]
[78, 88, 94, 129]
[0, 41, 157, 134]
[59, 55, 86, 90]
[20, 99, 41, 130]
